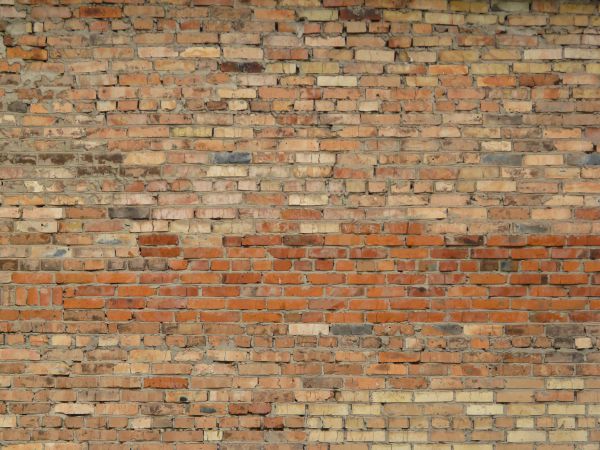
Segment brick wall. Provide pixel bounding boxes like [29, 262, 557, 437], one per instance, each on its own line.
[1, 0, 600, 448]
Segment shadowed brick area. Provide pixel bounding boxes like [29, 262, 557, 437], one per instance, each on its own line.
[1, 0, 600, 448]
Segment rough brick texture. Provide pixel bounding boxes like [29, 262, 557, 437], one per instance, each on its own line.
[1, 0, 600, 448]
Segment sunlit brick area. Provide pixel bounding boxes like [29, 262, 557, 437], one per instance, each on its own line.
[1, 0, 600, 448]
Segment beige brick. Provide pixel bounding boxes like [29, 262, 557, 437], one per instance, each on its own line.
[466, 404, 504, 415]
[22, 207, 63, 219]
[288, 323, 329, 335]
[0, 415, 17, 428]
[206, 166, 248, 177]
[373, 391, 412, 403]
[355, 49, 395, 62]
[523, 155, 563, 165]
[288, 194, 328, 206]
[414, 391, 454, 402]
[317, 76, 358, 87]
[308, 430, 344, 442]
[549, 430, 588, 442]
[299, 62, 339, 74]
[506, 404, 545, 416]
[179, 46, 219, 58]
[456, 391, 494, 402]
[223, 47, 263, 59]
[548, 404, 585, 415]
[389, 431, 428, 442]
[130, 350, 170, 362]
[172, 127, 212, 137]
[15, 220, 58, 233]
[299, 9, 338, 21]
[477, 181, 517, 192]
[547, 378, 585, 390]
[53, 404, 94, 415]
[565, 48, 600, 59]
[347, 430, 386, 441]
[123, 151, 166, 165]
[507, 431, 546, 443]
[308, 404, 349, 416]
[524, 48, 562, 60]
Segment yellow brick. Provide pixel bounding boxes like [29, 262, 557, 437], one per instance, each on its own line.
[223, 47, 263, 59]
[171, 127, 212, 137]
[308, 430, 344, 442]
[0, 415, 17, 428]
[414, 391, 454, 402]
[523, 155, 563, 166]
[466, 404, 504, 415]
[506, 404, 545, 416]
[507, 431, 546, 443]
[477, 180, 517, 192]
[206, 166, 248, 177]
[549, 430, 588, 442]
[456, 391, 494, 402]
[373, 391, 412, 403]
[383, 10, 422, 21]
[547, 378, 584, 390]
[513, 62, 552, 73]
[308, 404, 350, 416]
[347, 430, 386, 441]
[352, 404, 381, 415]
[524, 48, 562, 60]
[548, 404, 585, 415]
[389, 431, 428, 442]
[299, 9, 338, 21]
[424, 12, 464, 24]
[288, 194, 328, 206]
[299, 62, 339, 74]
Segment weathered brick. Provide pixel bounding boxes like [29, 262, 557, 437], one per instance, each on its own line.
[1, 3, 599, 448]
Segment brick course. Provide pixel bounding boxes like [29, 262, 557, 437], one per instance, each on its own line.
[1, 0, 600, 448]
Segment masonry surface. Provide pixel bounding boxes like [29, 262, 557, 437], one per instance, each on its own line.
[1, 0, 600, 448]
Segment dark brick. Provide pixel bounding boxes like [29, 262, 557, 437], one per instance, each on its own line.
[514, 223, 549, 234]
[221, 62, 264, 73]
[445, 235, 484, 246]
[0, 259, 18, 270]
[339, 8, 381, 21]
[330, 324, 373, 335]
[437, 324, 463, 335]
[546, 324, 585, 338]
[8, 101, 27, 113]
[108, 207, 150, 219]
[212, 152, 251, 164]
[481, 154, 523, 165]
